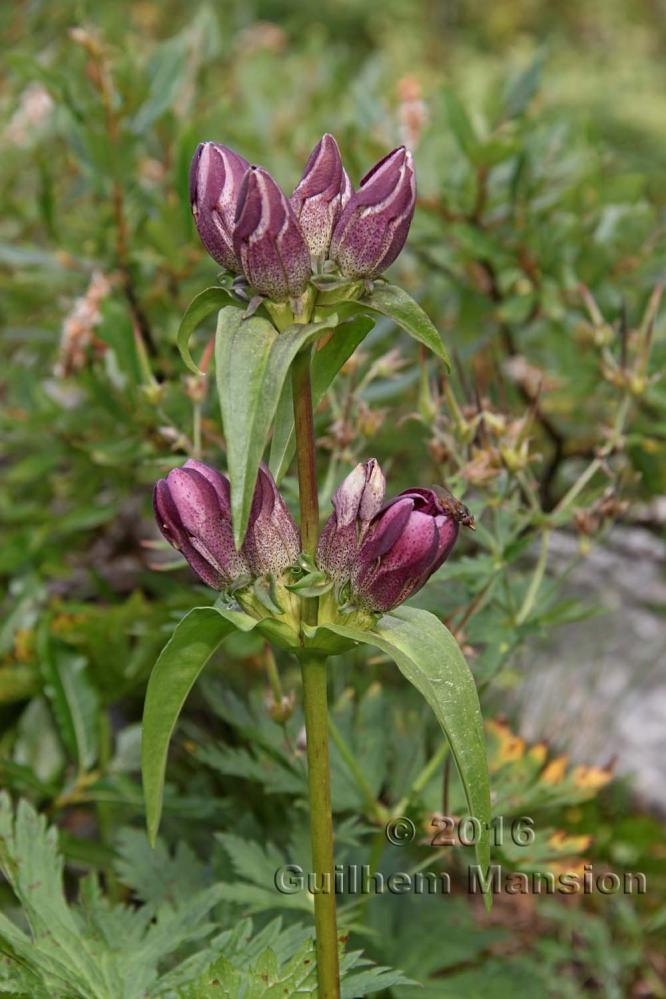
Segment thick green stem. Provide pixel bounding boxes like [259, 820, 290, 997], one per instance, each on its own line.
[300, 654, 340, 997]
[291, 344, 340, 997]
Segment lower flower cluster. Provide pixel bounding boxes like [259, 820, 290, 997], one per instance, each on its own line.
[153, 459, 472, 644]
[315, 459, 473, 618]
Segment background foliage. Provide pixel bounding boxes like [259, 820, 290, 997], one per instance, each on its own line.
[1, 0, 665, 995]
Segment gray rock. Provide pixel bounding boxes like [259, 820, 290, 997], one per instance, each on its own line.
[511, 527, 666, 811]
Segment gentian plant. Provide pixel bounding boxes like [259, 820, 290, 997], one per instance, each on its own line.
[142, 134, 491, 997]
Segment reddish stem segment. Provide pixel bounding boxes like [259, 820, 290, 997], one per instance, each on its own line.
[291, 347, 320, 568]
[291, 345, 340, 997]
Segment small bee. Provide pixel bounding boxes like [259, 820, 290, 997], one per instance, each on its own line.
[433, 485, 476, 530]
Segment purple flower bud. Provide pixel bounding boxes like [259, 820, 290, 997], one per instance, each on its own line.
[330, 146, 416, 279]
[317, 459, 385, 581]
[233, 166, 311, 301]
[350, 486, 466, 612]
[189, 142, 250, 273]
[154, 460, 302, 589]
[290, 134, 352, 259]
[153, 459, 249, 589]
[242, 464, 301, 576]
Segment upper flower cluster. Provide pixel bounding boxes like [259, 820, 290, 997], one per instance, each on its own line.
[189, 134, 416, 302]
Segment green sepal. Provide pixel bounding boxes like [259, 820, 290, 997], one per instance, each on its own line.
[311, 276, 364, 305]
[285, 570, 334, 598]
[252, 576, 285, 615]
[286, 556, 334, 597]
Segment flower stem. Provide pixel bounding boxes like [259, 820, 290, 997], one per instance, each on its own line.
[300, 653, 340, 997]
[291, 345, 340, 997]
[291, 347, 320, 567]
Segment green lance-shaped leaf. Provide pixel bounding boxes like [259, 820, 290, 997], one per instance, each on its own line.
[142, 607, 235, 845]
[269, 313, 375, 482]
[142, 605, 292, 844]
[39, 639, 99, 774]
[176, 286, 238, 374]
[357, 283, 451, 368]
[305, 606, 491, 896]
[215, 306, 342, 546]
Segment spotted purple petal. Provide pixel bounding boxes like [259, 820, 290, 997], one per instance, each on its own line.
[291, 133, 350, 258]
[330, 146, 416, 279]
[153, 462, 249, 589]
[316, 459, 386, 581]
[233, 166, 311, 301]
[189, 142, 250, 273]
[242, 464, 301, 576]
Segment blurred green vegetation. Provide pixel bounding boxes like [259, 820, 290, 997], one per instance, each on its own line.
[0, 1, 665, 995]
